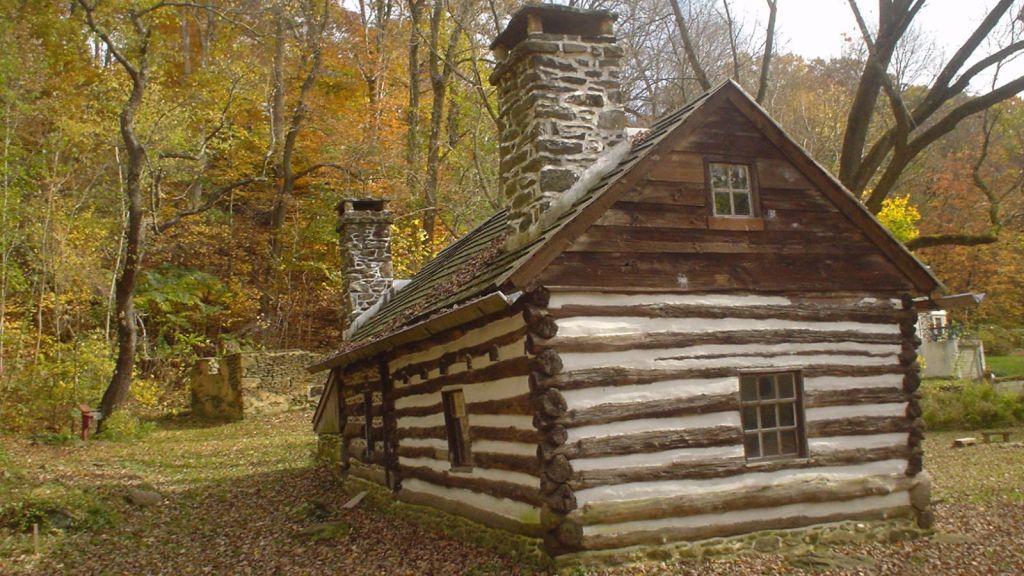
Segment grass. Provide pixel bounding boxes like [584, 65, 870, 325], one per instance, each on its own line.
[987, 355, 1024, 378]
[0, 412, 314, 570]
[4, 408, 1024, 575]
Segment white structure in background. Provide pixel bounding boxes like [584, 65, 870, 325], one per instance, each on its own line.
[918, 293, 986, 380]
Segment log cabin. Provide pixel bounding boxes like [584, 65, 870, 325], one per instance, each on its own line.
[309, 3, 942, 558]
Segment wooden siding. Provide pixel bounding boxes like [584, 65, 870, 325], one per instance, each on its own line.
[538, 291, 918, 551]
[539, 101, 915, 293]
[340, 363, 387, 474]
[389, 310, 542, 533]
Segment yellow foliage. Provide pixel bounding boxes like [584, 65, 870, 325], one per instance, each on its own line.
[876, 196, 921, 243]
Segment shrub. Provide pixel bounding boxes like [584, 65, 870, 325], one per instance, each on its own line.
[976, 325, 1024, 356]
[94, 410, 156, 442]
[922, 380, 1024, 431]
[0, 331, 114, 433]
[0, 483, 118, 533]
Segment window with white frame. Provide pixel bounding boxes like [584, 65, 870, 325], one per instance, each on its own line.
[709, 162, 754, 217]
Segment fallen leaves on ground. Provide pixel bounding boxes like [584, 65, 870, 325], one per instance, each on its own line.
[3, 416, 1024, 575]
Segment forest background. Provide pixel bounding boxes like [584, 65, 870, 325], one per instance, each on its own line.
[1, 0, 1023, 433]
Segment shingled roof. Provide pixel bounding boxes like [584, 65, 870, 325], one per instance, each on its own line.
[311, 80, 941, 373]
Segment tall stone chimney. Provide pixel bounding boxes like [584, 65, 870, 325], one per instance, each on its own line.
[337, 198, 393, 333]
[490, 4, 626, 246]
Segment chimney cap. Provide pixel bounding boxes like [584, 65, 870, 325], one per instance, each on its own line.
[490, 3, 616, 51]
[338, 198, 389, 214]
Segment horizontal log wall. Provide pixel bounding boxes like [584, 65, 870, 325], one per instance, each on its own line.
[538, 101, 916, 293]
[541, 291, 918, 551]
[387, 308, 542, 532]
[340, 363, 387, 475]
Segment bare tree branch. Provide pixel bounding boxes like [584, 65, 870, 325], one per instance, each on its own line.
[669, 0, 711, 90]
[755, 0, 777, 104]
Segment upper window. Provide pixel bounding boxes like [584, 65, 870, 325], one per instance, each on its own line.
[442, 389, 472, 469]
[710, 162, 753, 217]
[739, 371, 805, 461]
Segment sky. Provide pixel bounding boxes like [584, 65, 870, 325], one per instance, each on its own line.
[725, 0, 1023, 90]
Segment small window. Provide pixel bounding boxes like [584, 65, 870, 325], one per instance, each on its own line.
[442, 389, 472, 469]
[363, 391, 374, 457]
[709, 162, 753, 217]
[739, 372, 805, 461]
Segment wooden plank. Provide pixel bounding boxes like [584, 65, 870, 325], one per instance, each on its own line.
[579, 474, 915, 525]
[756, 157, 813, 189]
[644, 151, 705, 182]
[807, 415, 910, 437]
[397, 425, 540, 444]
[540, 251, 914, 292]
[539, 329, 903, 353]
[391, 325, 527, 382]
[760, 187, 838, 212]
[398, 465, 543, 506]
[570, 445, 909, 490]
[566, 225, 869, 254]
[557, 425, 743, 459]
[557, 393, 738, 428]
[805, 387, 906, 408]
[397, 488, 543, 538]
[395, 393, 532, 419]
[541, 365, 905, 392]
[624, 181, 707, 206]
[580, 504, 912, 551]
[394, 356, 531, 399]
[595, 202, 707, 229]
[548, 302, 907, 323]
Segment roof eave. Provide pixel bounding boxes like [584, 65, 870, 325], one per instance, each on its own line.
[307, 290, 519, 374]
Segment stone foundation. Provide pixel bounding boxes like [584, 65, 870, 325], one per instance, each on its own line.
[190, 350, 325, 420]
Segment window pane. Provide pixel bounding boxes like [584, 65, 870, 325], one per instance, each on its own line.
[714, 191, 732, 215]
[763, 432, 779, 456]
[733, 192, 751, 215]
[742, 406, 759, 430]
[778, 374, 795, 398]
[731, 165, 749, 189]
[744, 434, 761, 458]
[758, 376, 775, 400]
[779, 402, 796, 426]
[711, 164, 729, 188]
[760, 405, 777, 428]
[780, 430, 799, 455]
[740, 377, 758, 401]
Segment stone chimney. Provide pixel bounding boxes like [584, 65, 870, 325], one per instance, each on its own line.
[337, 198, 393, 333]
[490, 4, 626, 246]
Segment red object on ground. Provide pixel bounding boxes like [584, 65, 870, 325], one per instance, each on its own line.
[78, 404, 95, 441]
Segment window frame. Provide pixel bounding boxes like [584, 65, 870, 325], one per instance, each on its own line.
[362, 391, 375, 458]
[442, 389, 473, 470]
[704, 158, 763, 230]
[738, 370, 807, 462]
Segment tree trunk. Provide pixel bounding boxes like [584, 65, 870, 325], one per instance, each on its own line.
[423, 0, 460, 247]
[406, 0, 423, 221]
[90, 8, 150, 425]
[263, 2, 329, 325]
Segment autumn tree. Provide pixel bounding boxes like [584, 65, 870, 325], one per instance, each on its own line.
[77, 0, 260, 423]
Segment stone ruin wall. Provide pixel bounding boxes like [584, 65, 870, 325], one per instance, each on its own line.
[190, 350, 325, 420]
